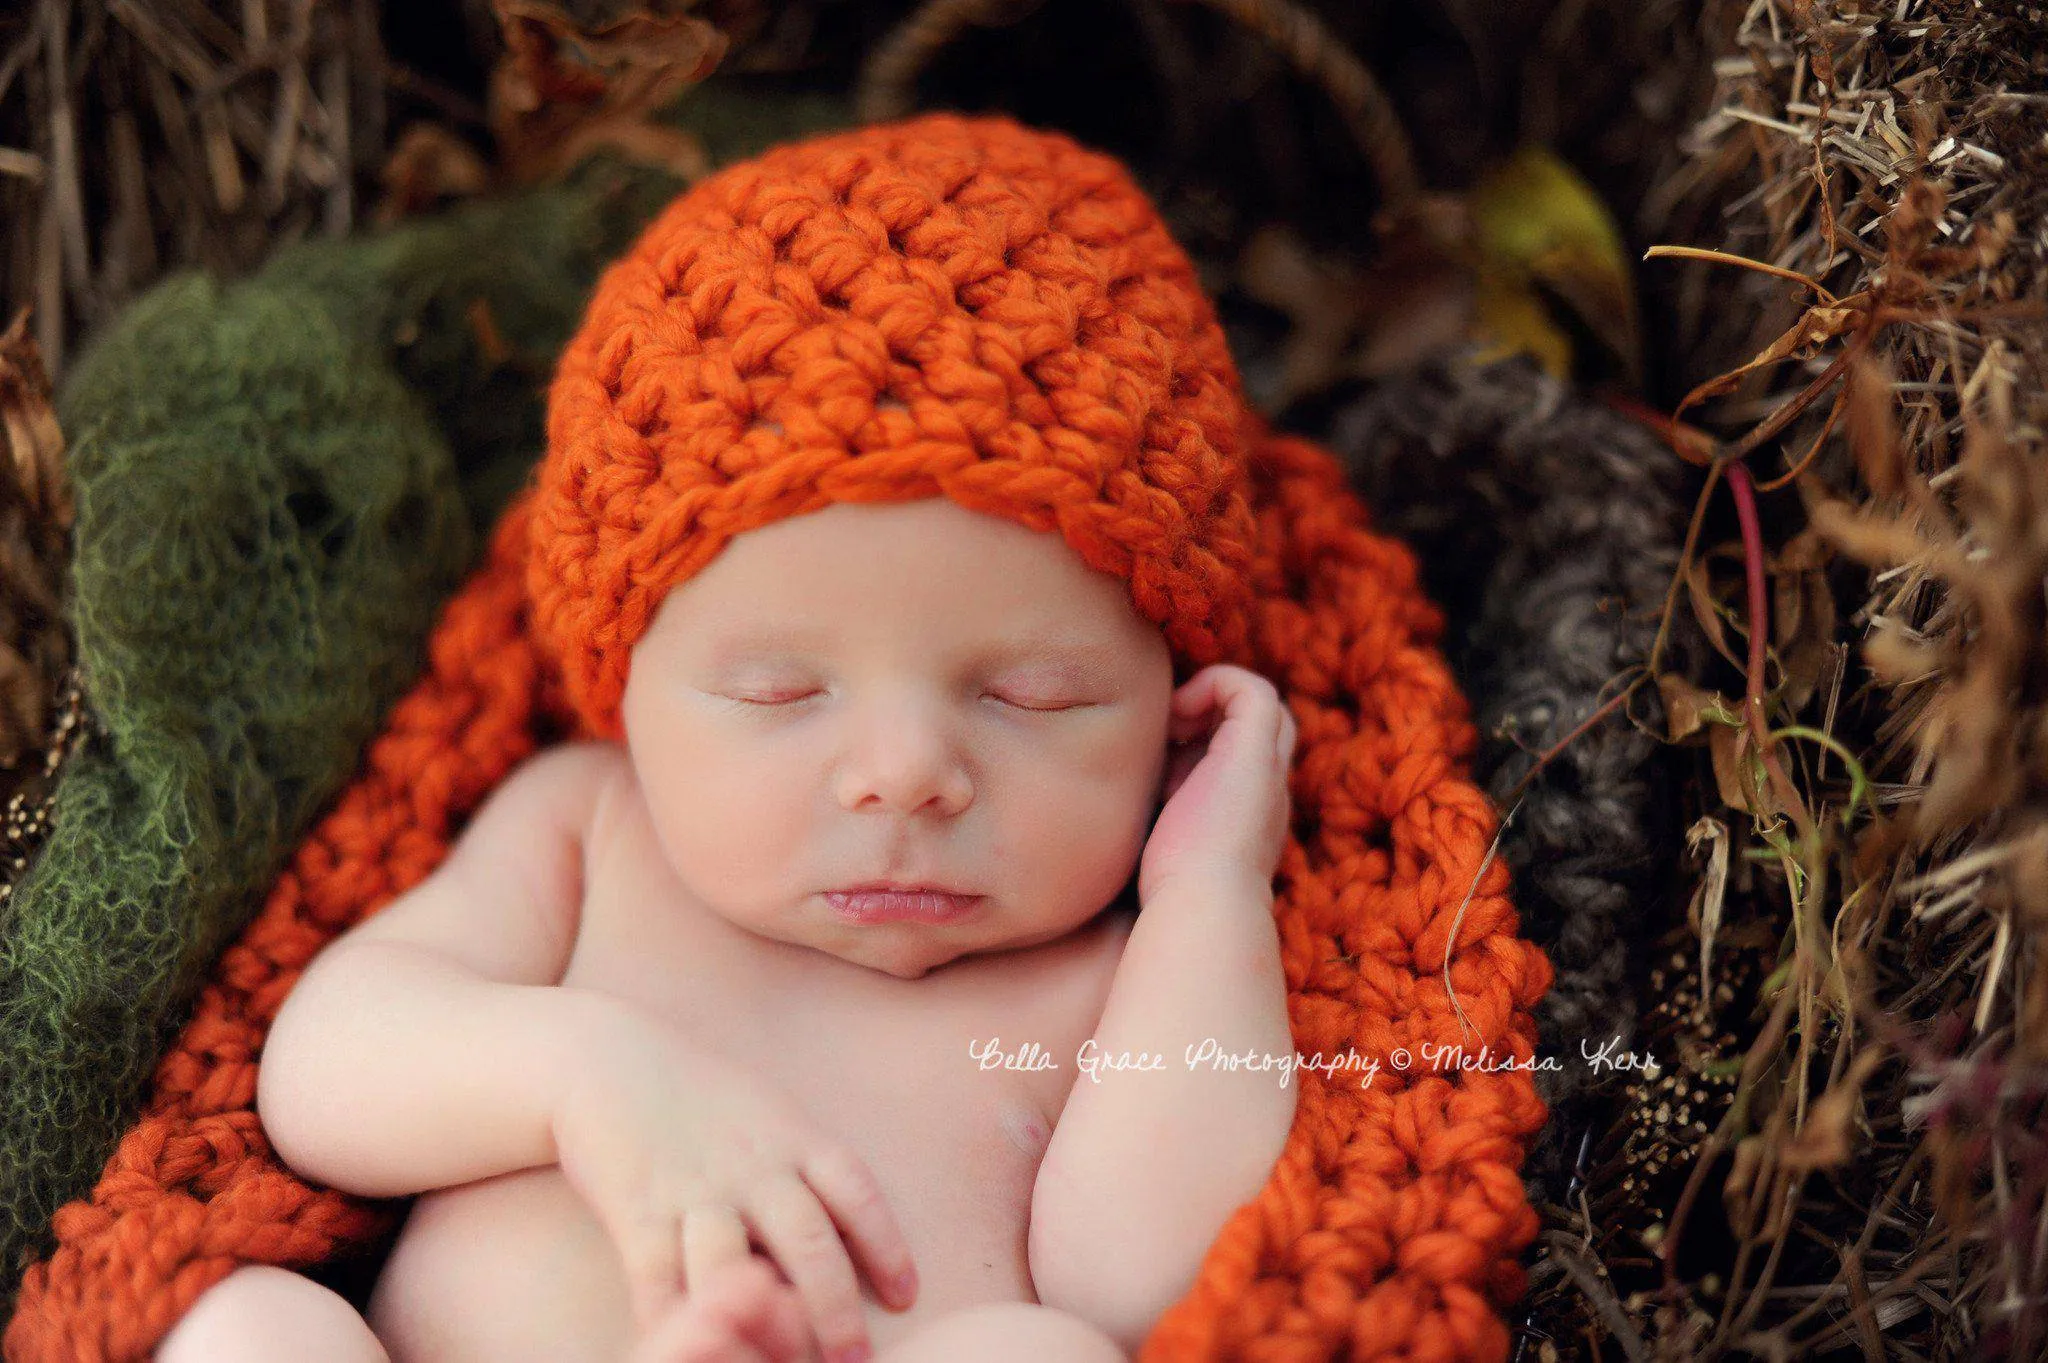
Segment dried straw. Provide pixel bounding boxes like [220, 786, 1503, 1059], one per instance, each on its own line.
[1517, 1, 2048, 1357]
[0, 0, 390, 381]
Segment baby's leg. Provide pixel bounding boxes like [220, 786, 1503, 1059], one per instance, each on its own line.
[155, 1264, 391, 1363]
[633, 1262, 1126, 1363]
[878, 1303, 1127, 1363]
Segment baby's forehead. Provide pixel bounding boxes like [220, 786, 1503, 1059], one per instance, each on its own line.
[619, 497, 1183, 678]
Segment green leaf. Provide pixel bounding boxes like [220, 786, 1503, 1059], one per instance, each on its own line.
[1467, 145, 1641, 383]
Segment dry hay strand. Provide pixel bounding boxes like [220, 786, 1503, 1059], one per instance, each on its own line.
[0, 0, 394, 381]
[1524, 1, 2048, 1358]
[0, 0, 763, 383]
[0, 312, 88, 923]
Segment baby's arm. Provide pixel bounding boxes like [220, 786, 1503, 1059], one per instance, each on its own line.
[1028, 871, 1297, 1353]
[257, 741, 635, 1197]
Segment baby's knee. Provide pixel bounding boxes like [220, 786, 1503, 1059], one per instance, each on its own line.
[881, 1301, 1127, 1363]
[155, 1264, 391, 1363]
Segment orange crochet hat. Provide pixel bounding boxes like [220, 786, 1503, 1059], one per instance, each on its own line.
[6, 112, 1554, 1363]
[528, 110, 1257, 740]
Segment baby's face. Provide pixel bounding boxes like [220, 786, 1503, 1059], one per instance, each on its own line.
[619, 497, 1176, 980]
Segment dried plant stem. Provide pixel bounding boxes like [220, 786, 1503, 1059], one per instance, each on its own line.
[1647, 455, 1723, 679]
[1180, 0, 1419, 215]
[1663, 976, 1797, 1293]
[1499, 671, 1647, 816]
[855, 0, 1421, 217]
[1728, 461, 1795, 809]
[1643, 244, 1838, 304]
[853, 0, 1042, 123]
[1720, 336, 1868, 467]
[1754, 373, 1851, 492]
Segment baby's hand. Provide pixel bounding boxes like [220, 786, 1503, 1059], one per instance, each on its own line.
[1138, 664, 1298, 905]
[625, 1257, 815, 1363]
[549, 1014, 917, 1361]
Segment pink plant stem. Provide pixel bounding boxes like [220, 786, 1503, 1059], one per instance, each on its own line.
[1723, 456, 1808, 828]
[1726, 459, 1770, 731]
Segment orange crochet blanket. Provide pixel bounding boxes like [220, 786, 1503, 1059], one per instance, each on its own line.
[5, 114, 1552, 1363]
[4, 425, 1551, 1361]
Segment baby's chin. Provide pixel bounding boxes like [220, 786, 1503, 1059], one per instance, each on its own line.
[747, 896, 1086, 980]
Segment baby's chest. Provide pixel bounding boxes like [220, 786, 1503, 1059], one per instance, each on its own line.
[558, 898, 1079, 1186]
[557, 775, 1119, 1158]
[554, 814, 1116, 1232]
[369, 778, 1127, 1357]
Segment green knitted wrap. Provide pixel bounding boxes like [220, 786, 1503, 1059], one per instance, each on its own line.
[0, 273, 476, 1293]
[0, 81, 852, 1310]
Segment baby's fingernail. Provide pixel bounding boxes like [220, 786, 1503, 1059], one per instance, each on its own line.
[895, 1267, 917, 1301]
[831, 1346, 873, 1363]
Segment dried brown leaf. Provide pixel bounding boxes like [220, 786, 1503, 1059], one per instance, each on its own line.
[531, 117, 713, 190]
[1844, 350, 1903, 498]
[1658, 672, 1738, 744]
[1684, 553, 1741, 670]
[1781, 634, 1832, 716]
[489, 0, 728, 187]
[1927, 1120, 1976, 1237]
[1777, 1049, 1884, 1172]
[1808, 498, 1963, 577]
[1770, 556, 1802, 648]
[1236, 225, 1370, 402]
[1724, 1133, 1766, 1230]
[1864, 619, 1942, 687]
[0, 310, 69, 769]
[2008, 820, 2048, 932]
[1918, 664, 2025, 837]
[1686, 817, 1731, 1005]
[1776, 525, 1832, 576]
[2023, 959, 2048, 1067]
[1771, 529, 1837, 711]
[1883, 178, 1945, 260]
[0, 310, 73, 537]
[1674, 302, 1861, 421]
[1350, 268, 1474, 379]
[373, 124, 493, 226]
[1709, 722, 1763, 816]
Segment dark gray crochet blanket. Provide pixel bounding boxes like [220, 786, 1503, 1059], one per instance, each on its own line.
[1308, 353, 1701, 1209]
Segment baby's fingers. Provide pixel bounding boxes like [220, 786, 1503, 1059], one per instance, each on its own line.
[619, 1211, 689, 1335]
[803, 1144, 917, 1311]
[683, 1203, 755, 1298]
[1171, 666, 1286, 764]
[628, 1258, 808, 1363]
[753, 1173, 875, 1363]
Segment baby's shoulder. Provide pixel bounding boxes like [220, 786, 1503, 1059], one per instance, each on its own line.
[516, 737, 631, 788]
[442, 740, 631, 891]
[499, 739, 631, 833]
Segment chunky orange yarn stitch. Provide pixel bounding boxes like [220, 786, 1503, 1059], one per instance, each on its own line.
[5, 112, 1553, 1362]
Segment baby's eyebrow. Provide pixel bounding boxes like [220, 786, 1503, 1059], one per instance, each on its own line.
[978, 636, 1127, 669]
[706, 626, 1125, 670]
[706, 623, 832, 658]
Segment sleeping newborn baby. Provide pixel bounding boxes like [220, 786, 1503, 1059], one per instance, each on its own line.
[161, 497, 1296, 1363]
[153, 113, 1301, 1363]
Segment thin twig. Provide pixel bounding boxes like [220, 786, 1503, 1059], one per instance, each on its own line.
[853, 0, 1043, 124]
[1180, 0, 1420, 216]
